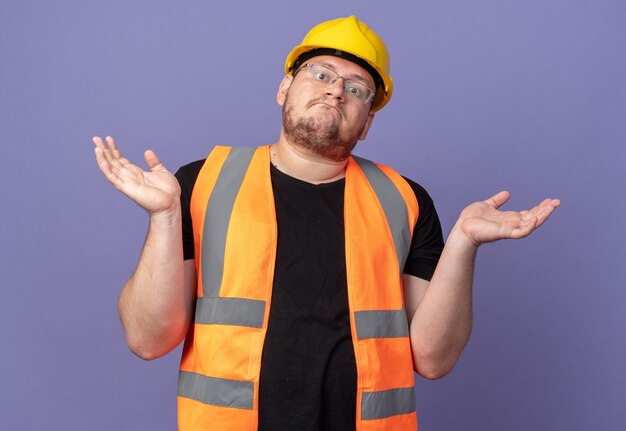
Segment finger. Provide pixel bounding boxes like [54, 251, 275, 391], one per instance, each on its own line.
[94, 146, 121, 172]
[94, 146, 107, 167]
[99, 146, 130, 175]
[533, 202, 560, 228]
[99, 142, 124, 167]
[106, 136, 122, 158]
[524, 198, 560, 222]
[105, 136, 117, 150]
[518, 198, 554, 219]
[484, 190, 510, 209]
[522, 202, 549, 220]
[95, 137, 121, 164]
[117, 156, 132, 167]
[101, 144, 117, 165]
[506, 216, 539, 239]
[144, 149, 165, 171]
[95, 148, 122, 185]
[516, 199, 559, 233]
[92, 136, 105, 149]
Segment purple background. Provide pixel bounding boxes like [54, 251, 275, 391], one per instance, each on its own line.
[1, 1, 624, 429]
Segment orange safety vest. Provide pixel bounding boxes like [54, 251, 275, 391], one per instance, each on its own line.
[178, 145, 420, 431]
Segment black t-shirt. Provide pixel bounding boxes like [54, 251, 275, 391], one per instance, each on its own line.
[175, 158, 444, 431]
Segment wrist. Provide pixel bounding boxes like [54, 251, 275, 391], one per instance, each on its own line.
[149, 203, 181, 227]
[448, 222, 480, 252]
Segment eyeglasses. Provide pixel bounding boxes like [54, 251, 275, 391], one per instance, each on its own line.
[296, 63, 376, 104]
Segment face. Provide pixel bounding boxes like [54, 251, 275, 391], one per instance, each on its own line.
[276, 55, 376, 161]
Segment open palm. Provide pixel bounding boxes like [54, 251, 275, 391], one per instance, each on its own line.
[93, 136, 180, 215]
[458, 191, 560, 246]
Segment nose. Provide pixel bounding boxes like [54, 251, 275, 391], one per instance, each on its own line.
[325, 77, 345, 100]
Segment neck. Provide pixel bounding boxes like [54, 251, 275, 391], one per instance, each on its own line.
[271, 134, 349, 184]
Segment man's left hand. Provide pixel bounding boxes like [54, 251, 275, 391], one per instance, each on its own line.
[455, 191, 560, 247]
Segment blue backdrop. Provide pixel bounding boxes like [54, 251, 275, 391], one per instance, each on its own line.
[1, 0, 624, 429]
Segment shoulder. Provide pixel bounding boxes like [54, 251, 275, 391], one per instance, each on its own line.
[175, 159, 205, 178]
[175, 159, 206, 191]
[356, 156, 435, 208]
[401, 176, 436, 210]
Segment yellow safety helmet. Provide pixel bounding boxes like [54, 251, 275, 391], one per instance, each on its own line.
[285, 16, 393, 112]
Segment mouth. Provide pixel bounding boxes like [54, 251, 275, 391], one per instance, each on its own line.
[309, 100, 343, 117]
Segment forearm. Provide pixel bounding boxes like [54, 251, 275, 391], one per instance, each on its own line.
[408, 191, 560, 378]
[118, 206, 189, 360]
[409, 224, 477, 378]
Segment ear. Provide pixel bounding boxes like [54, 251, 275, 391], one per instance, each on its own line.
[276, 75, 294, 106]
[358, 111, 376, 141]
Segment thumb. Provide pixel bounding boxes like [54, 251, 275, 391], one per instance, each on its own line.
[144, 149, 165, 171]
[484, 190, 510, 209]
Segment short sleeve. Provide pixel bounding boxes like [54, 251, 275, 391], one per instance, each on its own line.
[401, 177, 444, 281]
[174, 159, 205, 260]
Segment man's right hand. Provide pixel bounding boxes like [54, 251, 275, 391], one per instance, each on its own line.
[93, 136, 193, 360]
[93, 136, 181, 215]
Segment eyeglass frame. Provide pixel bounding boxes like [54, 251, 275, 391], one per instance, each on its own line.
[294, 63, 376, 104]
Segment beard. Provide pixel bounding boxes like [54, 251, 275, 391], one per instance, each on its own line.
[281, 94, 365, 162]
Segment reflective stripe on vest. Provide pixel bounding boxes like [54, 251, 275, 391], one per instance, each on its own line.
[201, 146, 256, 298]
[194, 296, 265, 328]
[179, 145, 419, 431]
[352, 156, 411, 277]
[178, 371, 254, 410]
[354, 309, 410, 339]
[362, 386, 417, 420]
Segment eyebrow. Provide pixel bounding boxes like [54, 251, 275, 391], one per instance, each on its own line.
[318, 62, 372, 87]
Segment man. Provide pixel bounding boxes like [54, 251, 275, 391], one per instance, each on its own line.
[93, 16, 559, 431]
